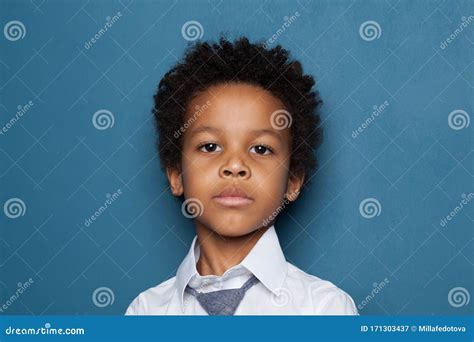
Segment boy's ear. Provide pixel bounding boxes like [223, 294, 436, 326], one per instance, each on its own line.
[166, 166, 184, 196]
[285, 171, 305, 202]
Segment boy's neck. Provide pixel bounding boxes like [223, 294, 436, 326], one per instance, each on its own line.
[195, 223, 272, 276]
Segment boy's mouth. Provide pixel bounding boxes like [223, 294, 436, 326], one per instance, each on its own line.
[213, 186, 254, 208]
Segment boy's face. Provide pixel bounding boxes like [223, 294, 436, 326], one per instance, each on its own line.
[167, 83, 304, 238]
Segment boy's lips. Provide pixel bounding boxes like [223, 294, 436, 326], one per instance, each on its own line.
[213, 186, 254, 208]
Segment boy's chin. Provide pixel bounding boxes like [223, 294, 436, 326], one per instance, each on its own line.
[207, 220, 265, 239]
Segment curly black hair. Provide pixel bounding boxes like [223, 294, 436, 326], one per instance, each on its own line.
[153, 37, 323, 190]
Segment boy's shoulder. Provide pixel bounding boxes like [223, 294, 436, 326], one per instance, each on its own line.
[126, 262, 358, 315]
[286, 262, 358, 315]
[125, 276, 177, 315]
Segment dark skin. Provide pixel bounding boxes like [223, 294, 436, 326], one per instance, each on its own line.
[167, 83, 304, 276]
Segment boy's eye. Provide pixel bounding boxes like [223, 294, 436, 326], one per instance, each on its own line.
[250, 145, 273, 155]
[198, 143, 221, 153]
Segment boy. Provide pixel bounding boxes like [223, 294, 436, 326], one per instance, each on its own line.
[125, 37, 358, 315]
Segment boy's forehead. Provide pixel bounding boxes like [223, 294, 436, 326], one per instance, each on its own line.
[186, 83, 287, 131]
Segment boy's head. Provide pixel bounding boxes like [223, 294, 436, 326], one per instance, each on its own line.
[153, 37, 323, 237]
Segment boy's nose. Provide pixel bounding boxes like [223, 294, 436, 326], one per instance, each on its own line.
[219, 158, 250, 179]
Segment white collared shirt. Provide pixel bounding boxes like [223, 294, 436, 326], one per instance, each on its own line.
[125, 225, 358, 315]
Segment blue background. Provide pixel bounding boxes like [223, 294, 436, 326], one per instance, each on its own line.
[0, 0, 473, 315]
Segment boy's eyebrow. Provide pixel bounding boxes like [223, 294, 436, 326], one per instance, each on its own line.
[190, 126, 221, 135]
[190, 126, 282, 141]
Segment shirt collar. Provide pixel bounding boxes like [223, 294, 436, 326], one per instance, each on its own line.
[175, 225, 288, 312]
